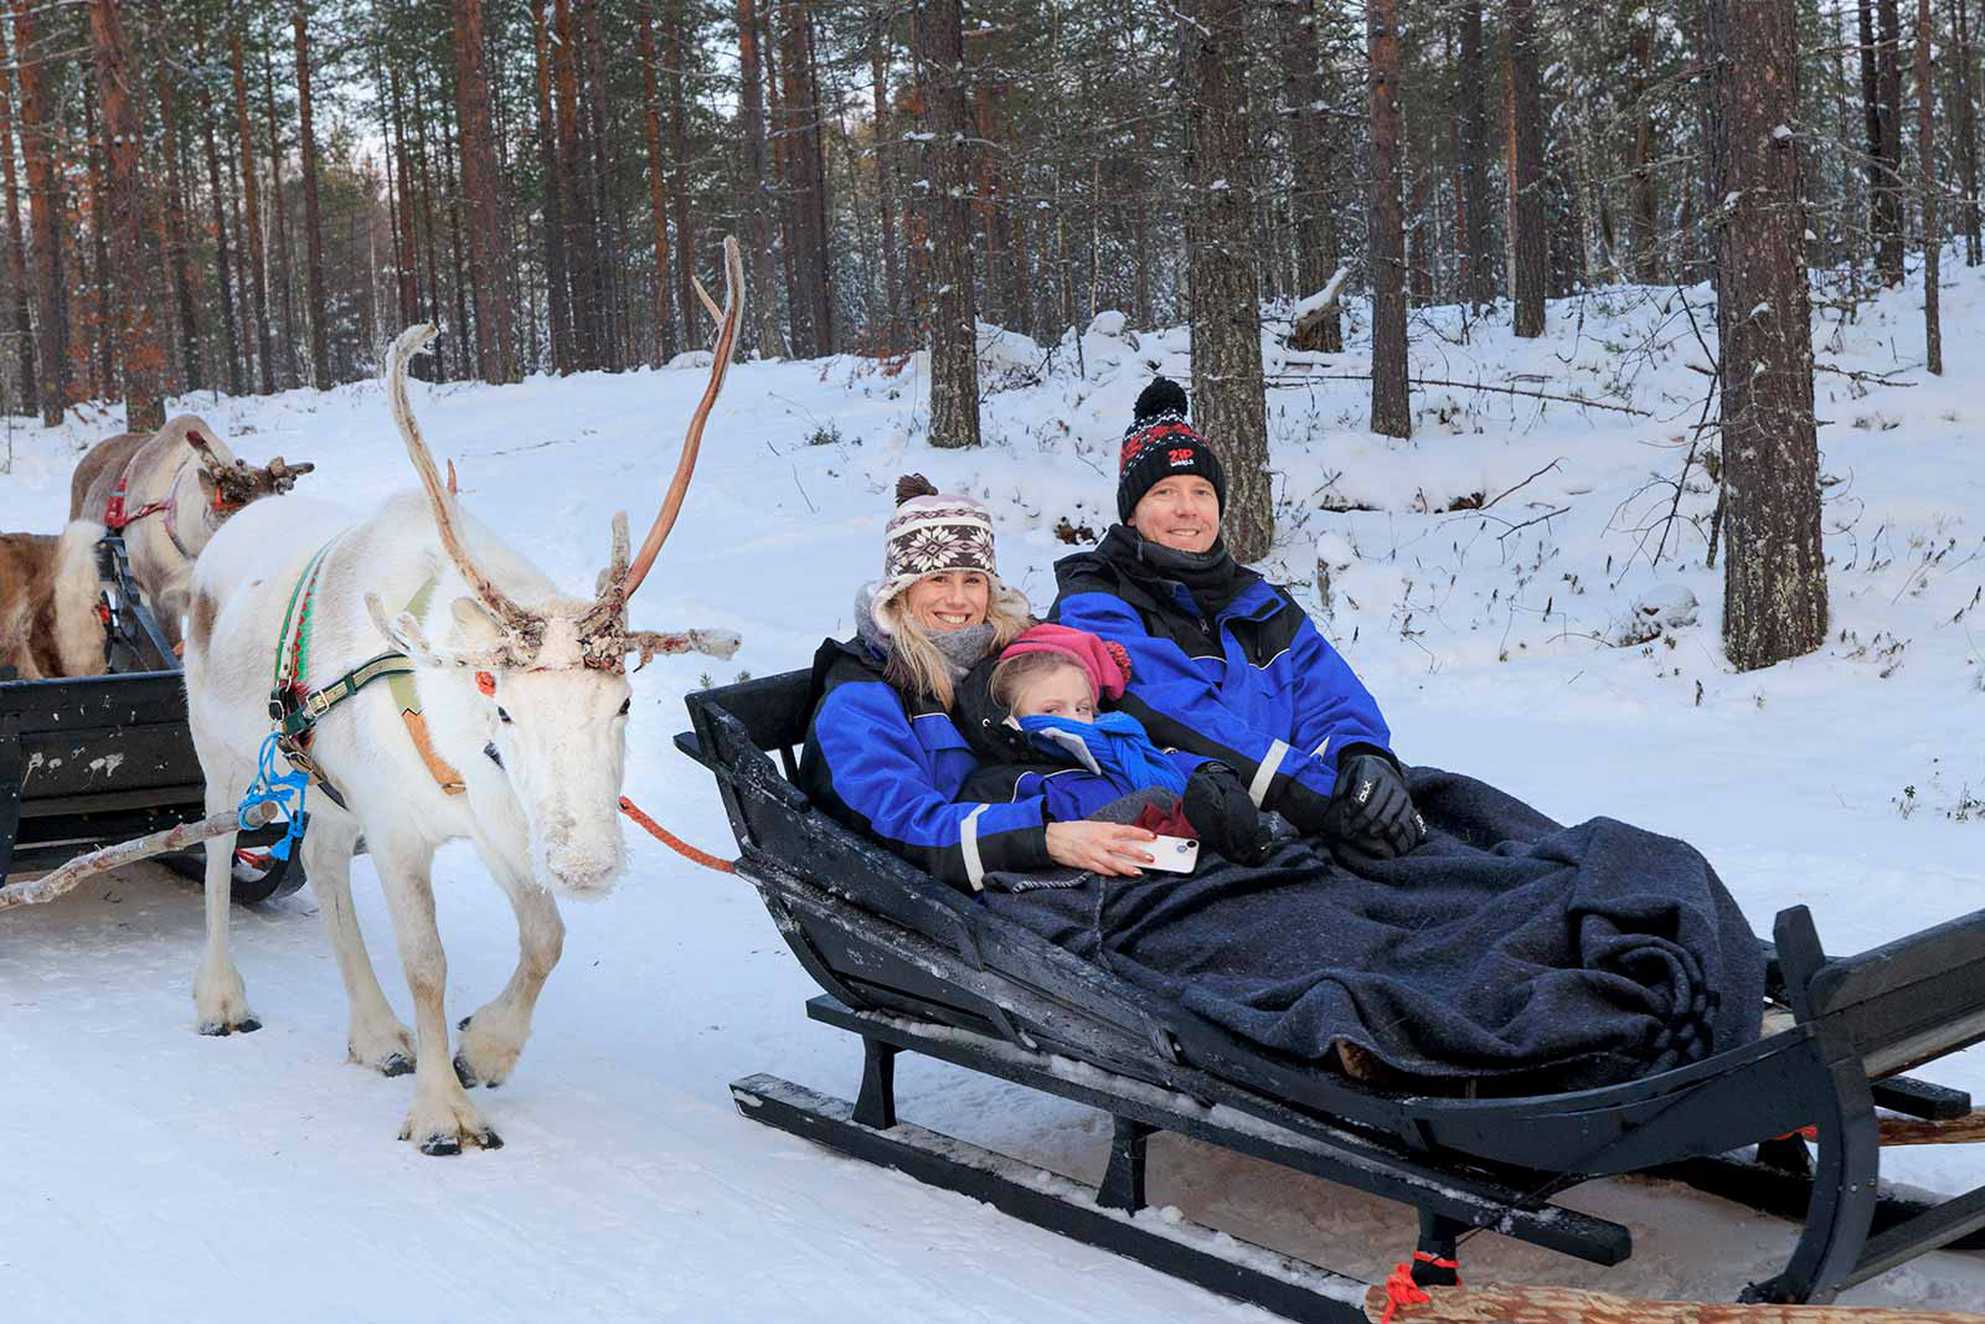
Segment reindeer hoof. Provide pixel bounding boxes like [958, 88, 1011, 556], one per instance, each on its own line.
[379, 1053, 415, 1078]
[419, 1135, 463, 1157]
[198, 1016, 261, 1036]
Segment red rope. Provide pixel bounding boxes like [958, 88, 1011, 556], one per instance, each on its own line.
[1378, 1252, 1462, 1323]
[618, 795, 734, 874]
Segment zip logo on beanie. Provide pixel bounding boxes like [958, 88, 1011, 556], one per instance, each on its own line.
[1167, 447, 1195, 467]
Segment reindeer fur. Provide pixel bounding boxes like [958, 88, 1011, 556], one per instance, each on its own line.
[71, 416, 310, 651]
[0, 522, 108, 679]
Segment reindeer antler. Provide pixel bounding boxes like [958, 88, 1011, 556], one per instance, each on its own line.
[385, 325, 537, 636]
[579, 236, 744, 636]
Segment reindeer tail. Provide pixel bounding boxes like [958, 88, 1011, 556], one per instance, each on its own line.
[52, 520, 109, 678]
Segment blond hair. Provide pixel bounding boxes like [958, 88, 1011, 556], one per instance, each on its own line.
[988, 650, 1090, 714]
[879, 582, 1032, 710]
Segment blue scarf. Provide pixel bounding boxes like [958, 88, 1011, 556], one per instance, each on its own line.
[1016, 712, 1187, 797]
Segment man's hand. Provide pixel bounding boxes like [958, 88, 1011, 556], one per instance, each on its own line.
[1321, 753, 1425, 859]
[1181, 763, 1274, 866]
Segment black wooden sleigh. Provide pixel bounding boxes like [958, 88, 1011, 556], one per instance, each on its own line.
[0, 531, 299, 902]
[681, 670, 1985, 1319]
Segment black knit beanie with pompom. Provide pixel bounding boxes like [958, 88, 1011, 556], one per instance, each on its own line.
[1116, 377, 1226, 521]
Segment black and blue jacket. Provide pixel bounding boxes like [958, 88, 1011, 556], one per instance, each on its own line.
[1050, 526, 1392, 831]
[797, 636, 1054, 892]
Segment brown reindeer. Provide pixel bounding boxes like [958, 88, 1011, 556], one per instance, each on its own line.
[0, 523, 107, 680]
[70, 416, 312, 651]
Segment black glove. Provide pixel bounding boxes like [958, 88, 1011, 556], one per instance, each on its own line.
[1321, 752, 1425, 859]
[1182, 763, 1274, 866]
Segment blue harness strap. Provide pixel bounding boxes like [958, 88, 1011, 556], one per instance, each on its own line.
[238, 732, 312, 861]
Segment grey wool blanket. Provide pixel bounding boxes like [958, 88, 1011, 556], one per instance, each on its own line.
[981, 768, 1765, 1092]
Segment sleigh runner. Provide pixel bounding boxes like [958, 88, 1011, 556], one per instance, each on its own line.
[681, 669, 1985, 1317]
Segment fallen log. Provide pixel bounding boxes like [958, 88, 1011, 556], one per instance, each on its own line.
[0, 801, 280, 911]
[1362, 1281, 1985, 1323]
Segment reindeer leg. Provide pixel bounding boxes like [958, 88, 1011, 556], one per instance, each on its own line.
[302, 820, 414, 1077]
[374, 843, 500, 1155]
[191, 758, 259, 1036]
[453, 845, 564, 1090]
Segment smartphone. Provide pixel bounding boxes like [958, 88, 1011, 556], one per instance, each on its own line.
[1143, 834, 1201, 874]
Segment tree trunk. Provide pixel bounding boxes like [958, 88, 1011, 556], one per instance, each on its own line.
[452, 0, 515, 382]
[1368, 0, 1412, 438]
[0, 15, 36, 406]
[780, 0, 833, 357]
[1182, 0, 1271, 559]
[90, 0, 164, 430]
[767, 19, 804, 348]
[667, 0, 699, 351]
[1717, 0, 1827, 671]
[85, 80, 113, 403]
[1628, 14, 1661, 284]
[263, 49, 295, 388]
[1958, 0, 1981, 265]
[637, 0, 675, 364]
[1455, 0, 1494, 311]
[411, 74, 448, 379]
[913, 0, 979, 449]
[1859, 0, 1886, 271]
[294, 2, 330, 387]
[1877, 0, 1907, 282]
[1506, 0, 1548, 337]
[199, 60, 244, 397]
[530, 0, 571, 372]
[577, 0, 619, 371]
[230, 29, 272, 394]
[386, 64, 423, 343]
[1279, 0, 1335, 314]
[550, 0, 598, 369]
[869, 8, 901, 352]
[440, 107, 473, 381]
[1919, 0, 1942, 373]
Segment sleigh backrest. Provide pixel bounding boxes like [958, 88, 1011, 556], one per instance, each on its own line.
[679, 671, 980, 946]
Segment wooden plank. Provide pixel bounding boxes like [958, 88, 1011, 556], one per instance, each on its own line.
[1359, 1281, 1985, 1322]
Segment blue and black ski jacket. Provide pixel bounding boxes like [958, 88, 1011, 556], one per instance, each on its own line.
[797, 636, 1054, 892]
[1050, 526, 1393, 830]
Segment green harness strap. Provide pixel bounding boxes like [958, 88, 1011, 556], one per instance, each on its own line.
[271, 538, 433, 746]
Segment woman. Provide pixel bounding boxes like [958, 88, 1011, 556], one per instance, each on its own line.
[798, 475, 1158, 890]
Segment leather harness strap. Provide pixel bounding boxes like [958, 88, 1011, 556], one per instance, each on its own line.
[269, 540, 466, 804]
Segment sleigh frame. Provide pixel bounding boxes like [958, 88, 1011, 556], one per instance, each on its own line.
[682, 669, 1985, 1318]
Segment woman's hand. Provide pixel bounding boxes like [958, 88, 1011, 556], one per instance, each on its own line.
[1046, 821, 1157, 877]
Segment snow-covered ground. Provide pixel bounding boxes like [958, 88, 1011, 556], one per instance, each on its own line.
[6, 261, 1985, 1320]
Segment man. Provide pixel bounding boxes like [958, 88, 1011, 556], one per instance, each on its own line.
[1049, 377, 1424, 858]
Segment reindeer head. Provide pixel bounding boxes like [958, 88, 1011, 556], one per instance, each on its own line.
[369, 238, 745, 896]
[185, 428, 315, 514]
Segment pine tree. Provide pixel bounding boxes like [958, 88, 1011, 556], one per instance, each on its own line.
[913, 0, 978, 450]
[1368, 0, 1412, 438]
[1182, 0, 1271, 560]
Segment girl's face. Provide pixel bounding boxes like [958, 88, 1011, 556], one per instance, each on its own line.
[901, 570, 991, 631]
[1013, 663, 1097, 723]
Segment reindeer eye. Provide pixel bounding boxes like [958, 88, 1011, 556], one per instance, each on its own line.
[497, 707, 513, 725]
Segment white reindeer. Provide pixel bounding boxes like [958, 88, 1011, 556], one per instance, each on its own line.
[183, 240, 743, 1154]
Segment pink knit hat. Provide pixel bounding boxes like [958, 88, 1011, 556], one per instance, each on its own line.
[997, 623, 1132, 701]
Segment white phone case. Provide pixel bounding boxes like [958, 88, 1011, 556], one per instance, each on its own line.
[1143, 834, 1201, 874]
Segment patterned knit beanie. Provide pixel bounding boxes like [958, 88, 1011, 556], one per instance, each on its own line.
[876, 474, 1000, 609]
[1116, 376, 1227, 522]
